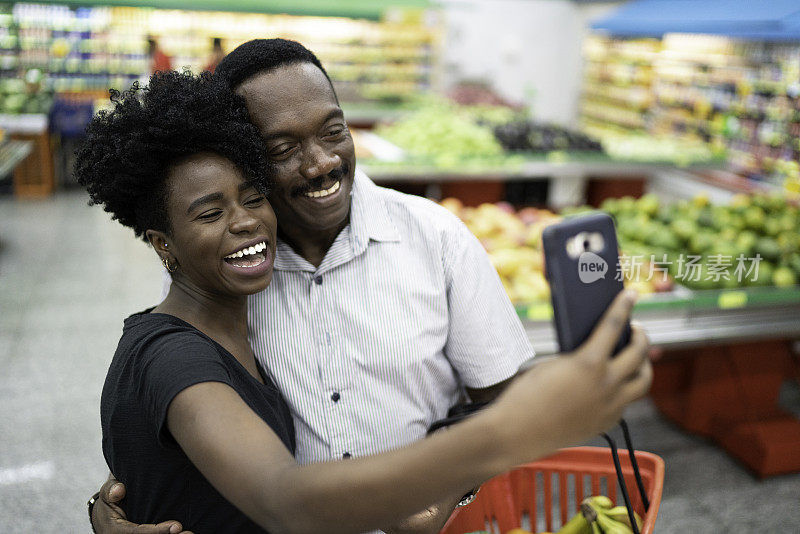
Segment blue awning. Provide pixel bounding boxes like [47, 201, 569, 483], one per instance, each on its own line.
[591, 0, 800, 41]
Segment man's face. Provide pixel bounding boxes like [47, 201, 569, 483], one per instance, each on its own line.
[236, 63, 356, 236]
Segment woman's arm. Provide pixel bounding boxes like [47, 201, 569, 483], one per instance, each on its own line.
[167, 291, 651, 534]
[167, 381, 502, 533]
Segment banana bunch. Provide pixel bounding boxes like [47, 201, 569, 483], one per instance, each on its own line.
[578, 496, 642, 534]
[528, 496, 642, 534]
[484, 496, 643, 534]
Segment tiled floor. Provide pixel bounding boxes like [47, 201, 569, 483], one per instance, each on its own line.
[1, 190, 799, 533]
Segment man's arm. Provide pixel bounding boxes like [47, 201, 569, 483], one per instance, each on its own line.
[382, 494, 464, 534]
[404, 216, 526, 533]
[91, 474, 190, 534]
[386, 378, 518, 534]
[381, 377, 518, 534]
[441, 213, 535, 395]
[465, 375, 515, 404]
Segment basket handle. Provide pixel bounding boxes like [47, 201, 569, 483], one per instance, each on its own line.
[620, 419, 651, 512]
[601, 418, 650, 534]
[600, 431, 639, 534]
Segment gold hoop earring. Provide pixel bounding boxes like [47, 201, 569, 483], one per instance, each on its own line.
[162, 257, 178, 273]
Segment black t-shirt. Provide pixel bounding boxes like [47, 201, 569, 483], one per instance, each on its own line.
[101, 311, 296, 533]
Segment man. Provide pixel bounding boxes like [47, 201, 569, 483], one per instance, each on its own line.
[91, 39, 533, 533]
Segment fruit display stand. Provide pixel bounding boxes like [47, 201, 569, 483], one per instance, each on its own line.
[519, 286, 800, 478]
[361, 157, 710, 208]
[356, 96, 728, 208]
[341, 102, 411, 129]
[424, 192, 800, 478]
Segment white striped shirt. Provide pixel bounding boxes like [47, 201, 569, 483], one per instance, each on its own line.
[246, 169, 535, 465]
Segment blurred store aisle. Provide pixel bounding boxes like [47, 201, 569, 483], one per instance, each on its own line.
[1, 191, 799, 533]
[0, 190, 162, 532]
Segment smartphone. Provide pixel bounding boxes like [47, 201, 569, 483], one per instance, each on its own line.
[542, 212, 631, 355]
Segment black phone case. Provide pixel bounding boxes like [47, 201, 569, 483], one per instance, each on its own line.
[542, 212, 631, 355]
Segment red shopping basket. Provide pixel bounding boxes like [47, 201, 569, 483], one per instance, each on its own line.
[440, 446, 664, 534]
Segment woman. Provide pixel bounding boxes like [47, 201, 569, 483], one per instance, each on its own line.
[76, 70, 651, 534]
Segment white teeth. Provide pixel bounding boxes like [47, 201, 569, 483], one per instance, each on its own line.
[304, 180, 340, 199]
[225, 241, 267, 259]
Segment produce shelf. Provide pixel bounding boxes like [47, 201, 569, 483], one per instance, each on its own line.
[340, 103, 413, 128]
[360, 155, 723, 183]
[520, 286, 800, 355]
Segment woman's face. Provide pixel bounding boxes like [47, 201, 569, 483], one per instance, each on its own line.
[161, 152, 277, 298]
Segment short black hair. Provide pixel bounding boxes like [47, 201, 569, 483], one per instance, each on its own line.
[215, 38, 331, 90]
[75, 70, 272, 242]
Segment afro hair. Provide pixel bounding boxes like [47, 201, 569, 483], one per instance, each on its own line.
[215, 38, 331, 91]
[74, 70, 272, 242]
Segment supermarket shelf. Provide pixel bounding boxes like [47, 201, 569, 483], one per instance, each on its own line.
[0, 140, 33, 178]
[33, 0, 432, 19]
[522, 287, 800, 356]
[361, 157, 718, 183]
[341, 103, 410, 128]
[7, 5, 438, 104]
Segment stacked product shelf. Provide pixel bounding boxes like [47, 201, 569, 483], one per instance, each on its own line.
[652, 34, 800, 189]
[580, 33, 800, 193]
[580, 35, 660, 133]
[0, 2, 440, 105]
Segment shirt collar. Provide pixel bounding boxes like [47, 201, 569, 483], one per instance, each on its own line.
[273, 167, 400, 271]
[273, 240, 314, 272]
[349, 167, 401, 254]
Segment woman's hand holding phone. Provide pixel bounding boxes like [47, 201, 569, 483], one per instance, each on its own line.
[490, 290, 652, 466]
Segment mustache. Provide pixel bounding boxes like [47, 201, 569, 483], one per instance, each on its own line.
[291, 163, 350, 197]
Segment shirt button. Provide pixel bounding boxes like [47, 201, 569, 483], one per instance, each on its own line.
[314, 276, 323, 285]
[331, 391, 340, 402]
[342, 452, 351, 459]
